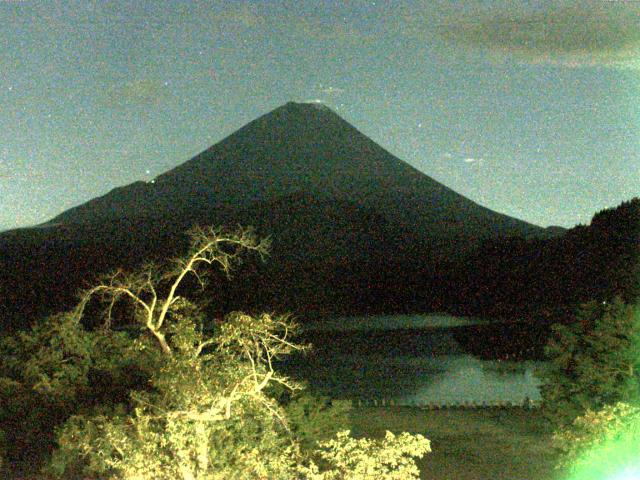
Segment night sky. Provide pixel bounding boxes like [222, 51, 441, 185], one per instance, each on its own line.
[2, 0, 639, 232]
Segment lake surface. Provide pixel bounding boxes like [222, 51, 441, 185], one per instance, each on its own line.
[282, 314, 548, 406]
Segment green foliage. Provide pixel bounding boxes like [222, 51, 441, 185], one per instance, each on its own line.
[283, 393, 353, 451]
[552, 402, 640, 479]
[0, 428, 5, 470]
[0, 312, 150, 464]
[20, 313, 144, 403]
[299, 430, 431, 480]
[539, 297, 640, 426]
[47, 309, 304, 479]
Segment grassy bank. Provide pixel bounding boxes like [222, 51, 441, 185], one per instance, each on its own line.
[349, 406, 561, 480]
[6, 406, 560, 479]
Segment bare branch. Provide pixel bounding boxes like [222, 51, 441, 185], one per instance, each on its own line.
[154, 226, 267, 333]
[72, 226, 271, 360]
[195, 339, 216, 357]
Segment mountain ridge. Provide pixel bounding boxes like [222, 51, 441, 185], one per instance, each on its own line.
[46, 102, 549, 242]
[0, 101, 567, 328]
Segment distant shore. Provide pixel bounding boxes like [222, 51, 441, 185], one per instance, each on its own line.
[302, 313, 493, 332]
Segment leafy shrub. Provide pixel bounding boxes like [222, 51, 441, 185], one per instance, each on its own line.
[0, 311, 151, 467]
[284, 393, 353, 451]
[299, 430, 431, 480]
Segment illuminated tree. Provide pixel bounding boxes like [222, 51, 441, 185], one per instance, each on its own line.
[298, 430, 431, 480]
[28, 226, 432, 479]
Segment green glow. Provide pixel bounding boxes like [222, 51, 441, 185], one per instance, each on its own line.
[609, 466, 640, 480]
[563, 412, 640, 480]
[561, 302, 640, 480]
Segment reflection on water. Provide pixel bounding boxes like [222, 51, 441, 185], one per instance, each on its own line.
[282, 317, 549, 406]
[303, 314, 486, 332]
[283, 352, 547, 406]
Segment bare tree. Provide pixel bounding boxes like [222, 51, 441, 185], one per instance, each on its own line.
[69, 226, 308, 421]
[73, 225, 270, 356]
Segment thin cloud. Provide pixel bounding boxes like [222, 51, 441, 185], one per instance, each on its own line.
[319, 86, 344, 95]
[102, 79, 173, 109]
[437, 3, 640, 69]
[292, 16, 376, 45]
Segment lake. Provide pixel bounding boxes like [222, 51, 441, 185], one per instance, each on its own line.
[281, 314, 549, 407]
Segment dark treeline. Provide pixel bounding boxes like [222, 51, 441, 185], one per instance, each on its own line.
[437, 197, 640, 358]
[447, 197, 639, 318]
[0, 198, 637, 361]
[235, 197, 639, 314]
[201, 197, 639, 361]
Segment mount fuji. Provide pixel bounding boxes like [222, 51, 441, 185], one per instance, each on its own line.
[0, 102, 559, 327]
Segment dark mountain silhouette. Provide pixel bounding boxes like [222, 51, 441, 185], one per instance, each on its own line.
[1, 101, 562, 329]
[46, 102, 546, 241]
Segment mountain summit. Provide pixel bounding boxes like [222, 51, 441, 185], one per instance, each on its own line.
[1, 102, 557, 325]
[49, 102, 543, 241]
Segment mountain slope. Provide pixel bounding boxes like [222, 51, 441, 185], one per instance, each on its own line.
[1, 102, 560, 327]
[48, 102, 546, 242]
